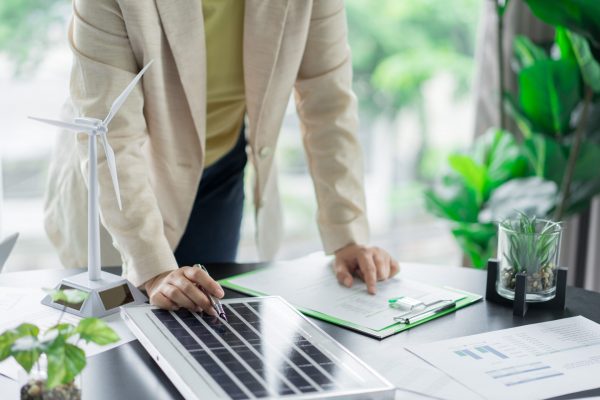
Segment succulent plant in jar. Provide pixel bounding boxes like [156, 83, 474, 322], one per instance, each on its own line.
[497, 213, 562, 302]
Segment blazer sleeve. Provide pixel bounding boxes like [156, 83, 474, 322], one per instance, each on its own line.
[68, 0, 177, 286]
[294, 0, 370, 254]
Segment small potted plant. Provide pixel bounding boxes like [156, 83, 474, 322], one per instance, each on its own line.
[0, 289, 119, 400]
[496, 213, 563, 302]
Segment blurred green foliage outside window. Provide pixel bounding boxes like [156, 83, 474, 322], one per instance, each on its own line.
[0, 0, 482, 267]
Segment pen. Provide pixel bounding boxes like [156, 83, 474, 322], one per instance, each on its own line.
[394, 301, 457, 324]
[194, 264, 227, 321]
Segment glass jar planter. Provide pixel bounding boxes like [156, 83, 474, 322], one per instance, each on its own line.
[18, 357, 82, 400]
[496, 219, 562, 302]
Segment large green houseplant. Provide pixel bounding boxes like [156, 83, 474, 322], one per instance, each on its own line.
[425, 0, 600, 268]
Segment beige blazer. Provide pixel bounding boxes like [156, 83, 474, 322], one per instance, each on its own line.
[45, 0, 369, 287]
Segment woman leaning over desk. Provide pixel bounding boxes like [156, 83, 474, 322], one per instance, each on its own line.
[44, 0, 399, 313]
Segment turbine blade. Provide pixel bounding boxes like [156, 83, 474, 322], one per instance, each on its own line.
[100, 133, 122, 211]
[28, 117, 94, 133]
[103, 60, 154, 127]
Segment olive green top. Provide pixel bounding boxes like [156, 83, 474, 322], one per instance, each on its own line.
[202, 0, 246, 166]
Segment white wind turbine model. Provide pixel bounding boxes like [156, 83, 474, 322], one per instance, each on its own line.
[32, 61, 154, 317]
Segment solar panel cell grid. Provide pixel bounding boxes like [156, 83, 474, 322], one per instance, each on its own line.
[151, 299, 364, 399]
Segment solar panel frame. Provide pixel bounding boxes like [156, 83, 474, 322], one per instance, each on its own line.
[122, 296, 395, 400]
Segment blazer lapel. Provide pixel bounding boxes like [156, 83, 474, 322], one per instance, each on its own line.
[156, 0, 207, 152]
[156, 0, 291, 154]
[243, 0, 290, 144]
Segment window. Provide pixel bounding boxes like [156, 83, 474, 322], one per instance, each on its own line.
[1, 1, 482, 271]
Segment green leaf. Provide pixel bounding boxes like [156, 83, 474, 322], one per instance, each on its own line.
[64, 344, 86, 384]
[458, 238, 489, 269]
[14, 323, 40, 338]
[424, 177, 480, 223]
[572, 140, 600, 181]
[76, 318, 119, 345]
[44, 336, 65, 389]
[0, 323, 40, 363]
[513, 35, 548, 72]
[524, 0, 600, 50]
[0, 331, 17, 361]
[11, 336, 42, 373]
[585, 101, 600, 142]
[451, 222, 497, 268]
[45, 288, 89, 304]
[504, 92, 534, 139]
[479, 177, 558, 222]
[567, 179, 600, 215]
[46, 323, 76, 339]
[523, 134, 568, 184]
[496, 0, 511, 17]
[556, 28, 576, 61]
[46, 338, 86, 389]
[502, 92, 533, 139]
[448, 154, 486, 203]
[518, 59, 582, 135]
[7, 323, 42, 372]
[46, 352, 65, 388]
[475, 130, 528, 194]
[522, 135, 546, 178]
[566, 31, 600, 93]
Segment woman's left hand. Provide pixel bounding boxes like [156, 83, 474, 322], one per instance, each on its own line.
[334, 244, 400, 295]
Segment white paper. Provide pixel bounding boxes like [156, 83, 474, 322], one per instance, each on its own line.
[0, 287, 135, 380]
[384, 350, 484, 400]
[227, 253, 464, 331]
[394, 388, 444, 400]
[407, 316, 600, 400]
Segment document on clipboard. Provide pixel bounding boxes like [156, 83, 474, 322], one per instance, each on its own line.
[220, 253, 481, 339]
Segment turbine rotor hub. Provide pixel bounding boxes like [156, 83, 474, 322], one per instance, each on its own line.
[74, 117, 106, 134]
[74, 117, 103, 126]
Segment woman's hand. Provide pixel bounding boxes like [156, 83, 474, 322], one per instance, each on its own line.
[334, 244, 400, 294]
[144, 266, 224, 314]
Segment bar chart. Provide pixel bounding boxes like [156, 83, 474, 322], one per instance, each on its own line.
[455, 344, 509, 360]
[408, 317, 600, 399]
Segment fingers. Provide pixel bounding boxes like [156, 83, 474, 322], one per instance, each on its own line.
[334, 259, 354, 288]
[147, 268, 220, 314]
[335, 245, 399, 295]
[161, 283, 197, 311]
[390, 259, 400, 277]
[357, 252, 378, 294]
[373, 250, 390, 281]
[163, 282, 218, 316]
[149, 291, 179, 311]
[172, 276, 213, 313]
[183, 266, 225, 298]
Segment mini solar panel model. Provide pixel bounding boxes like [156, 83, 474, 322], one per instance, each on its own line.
[122, 296, 395, 399]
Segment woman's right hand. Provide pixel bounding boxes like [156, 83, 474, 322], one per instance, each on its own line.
[144, 266, 225, 315]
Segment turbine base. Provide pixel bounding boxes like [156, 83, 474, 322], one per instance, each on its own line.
[41, 271, 147, 318]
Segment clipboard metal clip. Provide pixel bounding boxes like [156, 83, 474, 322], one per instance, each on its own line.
[389, 297, 450, 312]
[392, 299, 457, 324]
